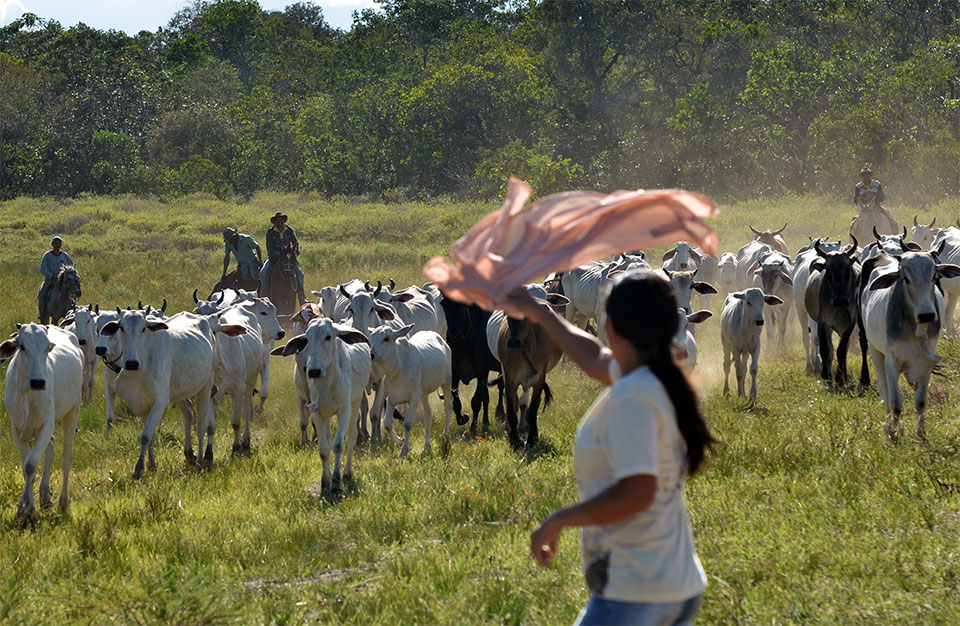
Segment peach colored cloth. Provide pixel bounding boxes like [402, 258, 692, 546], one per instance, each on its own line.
[423, 179, 718, 310]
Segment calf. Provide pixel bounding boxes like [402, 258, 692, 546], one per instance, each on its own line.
[1, 324, 83, 521]
[671, 309, 712, 374]
[98, 309, 217, 478]
[369, 325, 454, 458]
[61, 304, 98, 405]
[273, 317, 371, 491]
[721, 289, 783, 406]
[718, 253, 738, 300]
[207, 305, 262, 455]
[861, 248, 960, 441]
[439, 295, 501, 432]
[660, 270, 717, 340]
[804, 239, 863, 387]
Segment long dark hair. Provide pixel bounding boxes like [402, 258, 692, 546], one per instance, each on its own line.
[605, 271, 715, 476]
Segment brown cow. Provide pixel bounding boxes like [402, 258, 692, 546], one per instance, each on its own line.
[749, 223, 789, 254]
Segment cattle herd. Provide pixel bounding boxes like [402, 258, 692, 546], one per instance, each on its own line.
[6, 215, 960, 524]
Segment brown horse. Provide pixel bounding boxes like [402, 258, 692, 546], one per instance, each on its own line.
[39, 265, 82, 325]
[210, 269, 260, 297]
[267, 243, 300, 322]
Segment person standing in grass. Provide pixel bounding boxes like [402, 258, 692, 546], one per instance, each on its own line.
[506, 270, 714, 626]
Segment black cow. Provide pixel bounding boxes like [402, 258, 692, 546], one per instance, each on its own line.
[804, 238, 864, 387]
[439, 295, 502, 433]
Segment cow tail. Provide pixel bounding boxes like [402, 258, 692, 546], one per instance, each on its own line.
[542, 382, 553, 409]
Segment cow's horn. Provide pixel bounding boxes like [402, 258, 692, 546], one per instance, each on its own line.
[373, 280, 382, 296]
[814, 240, 828, 258]
[749, 224, 761, 236]
[899, 238, 909, 253]
[847, 235, 859, 256]
[902, 226, 908, 238]
[193, 288, 200, 304]
[389, 278, 396, 291]
[930, 217, 937, 228]
[216, 291, 225, 305]
[872, 225, 882, 241]
[364, 280, 371, 292]
[160, 298, 167, 313]
[774, 223, 787, 235]
[914, 214, 919, 226]
[116, 306, 122, 315]
[339, 284, 350, 298]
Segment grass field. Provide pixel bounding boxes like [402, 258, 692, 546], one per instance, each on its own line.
[2, 192, 960, 623]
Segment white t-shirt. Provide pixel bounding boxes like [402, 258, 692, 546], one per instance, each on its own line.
[573, 361, 707, 603]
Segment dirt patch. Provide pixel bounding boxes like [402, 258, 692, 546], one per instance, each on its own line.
[243, 569, 354, 592]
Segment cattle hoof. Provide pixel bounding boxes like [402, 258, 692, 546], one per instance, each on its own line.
[456, 413, 469, 426]
[232, 445, 243, 456]
[184, 450, 196, 464]
[132, 469, 143, 481]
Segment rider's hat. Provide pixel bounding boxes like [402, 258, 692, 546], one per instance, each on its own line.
[270, 212, 288, 225]
[51, 236, 62, 245]
[222, 227, 237, 239]
[859, 166, 873, 176]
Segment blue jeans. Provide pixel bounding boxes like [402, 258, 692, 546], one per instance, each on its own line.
[259, 258, 305, 298]
[574, 594, 702, 626]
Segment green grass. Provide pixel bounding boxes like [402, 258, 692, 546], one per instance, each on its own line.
[1, 192, 960, 623]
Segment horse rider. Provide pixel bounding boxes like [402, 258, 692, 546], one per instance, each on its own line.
[38, 236, 75, 321]
[854, 167, 890, 214]
[222, 227, 263, 287]
[259, 211, 306, 305]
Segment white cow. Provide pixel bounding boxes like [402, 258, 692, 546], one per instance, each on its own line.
[671, 309, 712, 374]
[312, 279, 365, 322]
[910, 215, 940, 250]
[735, 241, 774, 291]
[239, 297, 286, 415]
[861, 249, 960, 441]
[662, 242, 701, 273]
[370, 325, 454, 458]
[693, 249, 720, 311]
[932, 227, 960, 335]
[751, 250, 794, 347]
[208, 304, 263, 455]
[721, 289, 784, 406]
[287, 303, 323, 446]
[98, 309, 218, 478]
[793, 238, 842, 372]
[560, 257, 630, 331]
[1, 324, 83, 521]
[61, 304, 98, 405]
[274, 317, 371, 491]
[718, 253, 738, 301]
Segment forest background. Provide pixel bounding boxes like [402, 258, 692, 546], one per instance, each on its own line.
[3, 0, 960, 203]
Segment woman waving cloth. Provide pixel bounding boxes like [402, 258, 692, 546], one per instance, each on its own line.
[424, 180, 717, 625]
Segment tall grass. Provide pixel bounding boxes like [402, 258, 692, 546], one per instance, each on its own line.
[0, 192, 959, 623]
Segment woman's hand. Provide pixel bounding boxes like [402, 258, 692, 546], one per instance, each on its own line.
[530, 515, 563, 568]
[502, 287, 547, 320]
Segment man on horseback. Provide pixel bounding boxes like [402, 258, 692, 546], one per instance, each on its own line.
[222, 227, 263, 287]
[854, 167, 886, 209]
[38, 236, 75, 323]
[850, 166, 898, 244]
[259, 212, 306, 305]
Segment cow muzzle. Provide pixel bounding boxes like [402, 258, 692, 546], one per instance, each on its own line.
[755, 320, 764, 326]
[95, 346, 106, 356]
[918, 312, 937, 324]
[307, 368, 324, 378]
[124, 360, 140, 371]
[276, 331, 285, 340]
[29, 379, 46, 390]
[78, 339, 87, 346]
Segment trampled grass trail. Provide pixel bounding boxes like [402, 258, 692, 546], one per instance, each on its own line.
[1, 193, 960, 623]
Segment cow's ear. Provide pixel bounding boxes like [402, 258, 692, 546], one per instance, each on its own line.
[687, 310, 712, 324]
[693, 282, 718, 295]
[59, 315, 75, 328]
[374, 303, 397, 320]
[100, 321, 120, 336]
[732, 292, 746, 301]
[811, 261, 825, 272]
[146, 322, 168, 332]
[0, 339, 19, 360]
[279, 335, 308, 356]
[394, 324, 414, 338]
[689, 248, 703, 263]
[545, 293, 570, 307]
[763, 295, 784, 306]
[937, 264, 960, 280]
[753, 267, 763, 275]
[778, 271, 794, 286]
[336, 328, 370, 345]
[905, 242, 922, 251]
[220, 324, 247, 337]
[795, 246, 810, 255]
[661, 249, 676, 262]
[391, 292, 415, 303]
[869, 272, 900, 290]
[311, 290, 323, 298]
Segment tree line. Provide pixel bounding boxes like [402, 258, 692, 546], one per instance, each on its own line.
[2, 0, 960, 203]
